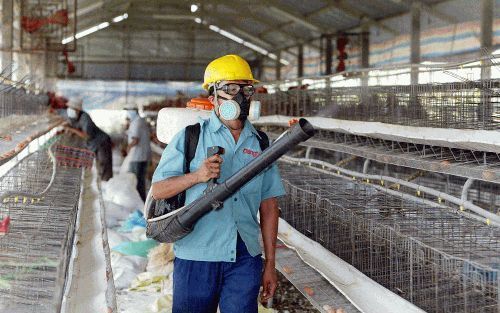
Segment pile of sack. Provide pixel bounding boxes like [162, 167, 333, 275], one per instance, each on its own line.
[101, 172, 276, 313]
[102, 173, 174, 312]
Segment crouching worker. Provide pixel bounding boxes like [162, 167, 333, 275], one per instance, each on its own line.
[151, 55, 285, 313]
[64, 97, 113, 181]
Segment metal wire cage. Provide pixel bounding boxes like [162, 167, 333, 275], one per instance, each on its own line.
[0, 86, 48, 118]
[0, 206, 10, 236]
[278, 162, 499, 313]
[0, 136, 87, 313]
[255, 65, 500, 130]
[54, 145, 94, 169]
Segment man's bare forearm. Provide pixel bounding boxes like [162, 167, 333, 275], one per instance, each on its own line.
[151, 172, 199, 200]
[260, 197, 280, 268]
[65, 126, 87, 139]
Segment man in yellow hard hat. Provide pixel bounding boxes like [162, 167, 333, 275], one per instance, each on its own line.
[152, 54, 285, 312]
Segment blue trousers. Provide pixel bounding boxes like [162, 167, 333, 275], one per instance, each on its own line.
[172, 234, 263, 313]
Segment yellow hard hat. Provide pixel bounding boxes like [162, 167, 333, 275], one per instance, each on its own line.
[202, 54, 259, 90]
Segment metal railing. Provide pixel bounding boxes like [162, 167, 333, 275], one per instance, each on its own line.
[256, 59, 500, 130]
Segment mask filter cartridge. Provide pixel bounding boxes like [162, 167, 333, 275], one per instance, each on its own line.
[218, 100, 241, 121]
[248, 100, 261, 121]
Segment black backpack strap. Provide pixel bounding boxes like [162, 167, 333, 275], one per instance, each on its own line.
[176, 123, 201, 207]
[256, 129, 269, 151]
[184, 123, 201, 174]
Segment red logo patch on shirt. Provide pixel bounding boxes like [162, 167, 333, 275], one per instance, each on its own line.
[243, 148, 260, 158]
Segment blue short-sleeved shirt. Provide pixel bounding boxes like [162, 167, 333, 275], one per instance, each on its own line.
[152, 111, 285, 262]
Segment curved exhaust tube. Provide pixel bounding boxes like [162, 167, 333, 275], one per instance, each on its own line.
[146, 118, 315, 243]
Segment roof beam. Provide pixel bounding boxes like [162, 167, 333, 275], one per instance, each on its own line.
[228, 27, 275, 50]
[337, 1, 398, 35]
[197, 8, 278, 50]
[198, 0, 305, 47]
[151, 14, 194, 21]
[263, 0, 325, 32]
[418, 1, 457, 24]
[268, 7, 321, 32]
[215, 6, 302, 54]
[76, 1, 104, 17]
[69, 55, 214, 65]
[306, 3, 338, 17]
[388, 0, 457, 24]
[309, 1, 398, 35]
[76, 0, 131, 30]
[77, 11, 117, 30]
[236, 10, 303, 45]
[112, 21, 198, 32]
[76, 0, 130, 17]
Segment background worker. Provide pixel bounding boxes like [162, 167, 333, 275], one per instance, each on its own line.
[152, 54, 285, 313]
[125, 107, 151, 201]
[64, 97, 113, 181]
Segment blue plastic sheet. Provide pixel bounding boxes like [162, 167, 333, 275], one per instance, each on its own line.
[111, 239, 158, 258]
[119, 209, 146, 232]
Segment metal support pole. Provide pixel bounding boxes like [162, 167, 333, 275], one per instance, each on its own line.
[275, 50, 281, 81]
[363, 159, 371, 174]
[256, 55, 264, 81]
[125, 29, 131, 104]
[410, 2, 421, 85]
[361, 26, 370, 70]
[305, 146, 312, 159]
[1, 0, 14, 77]
[480, 0, 493, 80]
[361, 22, 370, 97]
[480, 0, 493, 127]
[361, 24, 370, 88]
[297, 44, 304, 78]
[461, 178, 475, 202]
[325, 34, 332, 75]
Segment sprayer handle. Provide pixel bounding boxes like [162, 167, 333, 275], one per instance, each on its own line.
[206, 146, 224, 190]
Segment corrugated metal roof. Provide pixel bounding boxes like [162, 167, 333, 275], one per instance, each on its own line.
[254, 8, 292, 25]
[311, 8, 359, 31]
[69, 0, 492, 79]
[273, 0, 327, 16]
[233, 17, 269, 35]
[344, 0, 407, 19]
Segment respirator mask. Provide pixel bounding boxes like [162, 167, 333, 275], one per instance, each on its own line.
[67, 108, 78, 119]
[214, 83, 260, 121]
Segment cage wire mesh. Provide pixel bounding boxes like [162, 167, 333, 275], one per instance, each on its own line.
[261, 124, 500, 188]
[0, 85, 48, 118]
[0, 135, 91, 313]
[300, 148, 500, 215]
[277, 161, 499, 313]
[256, 70, 500, 130]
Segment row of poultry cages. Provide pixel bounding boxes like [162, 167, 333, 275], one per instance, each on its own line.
[277, 161, 499, 313]
[0, 135, 93, 313]
[256, 61, 500, 130]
